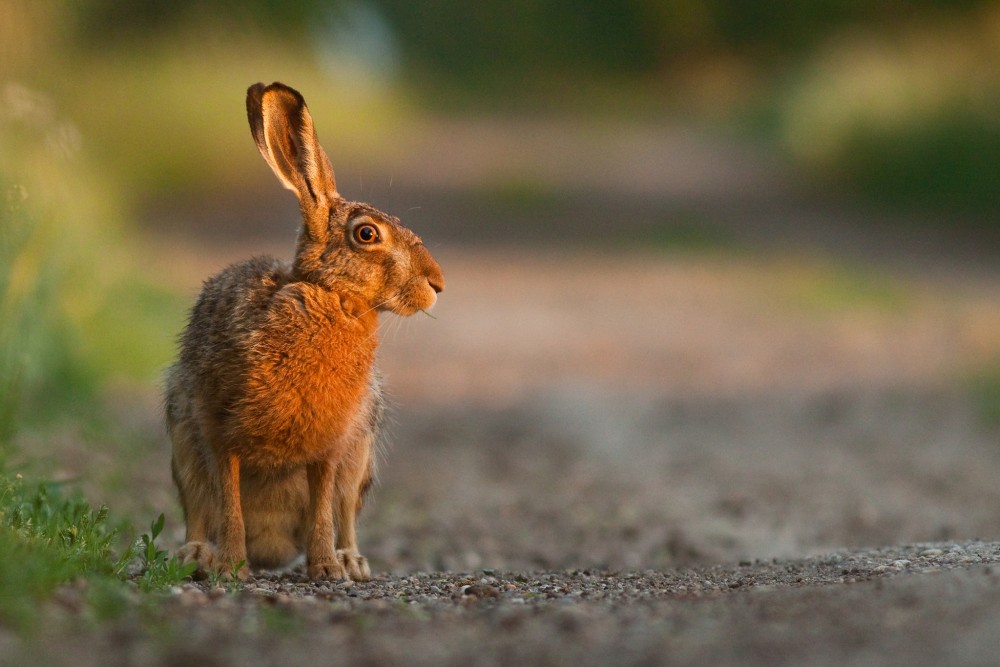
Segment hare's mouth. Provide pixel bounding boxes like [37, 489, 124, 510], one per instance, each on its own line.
[383, 279, 438, 316]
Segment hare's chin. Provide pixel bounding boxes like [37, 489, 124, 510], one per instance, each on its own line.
[386, 285, 437, 316]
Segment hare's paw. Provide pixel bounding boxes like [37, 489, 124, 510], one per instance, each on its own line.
[307, 559, 348, 581]
[178, 542, 250, 581]
[337, 549, 371, 581]
[176, 541, 216, 579]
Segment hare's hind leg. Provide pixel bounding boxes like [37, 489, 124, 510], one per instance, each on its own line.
[332, 431, 375, 581]
[166, 377, 220, 576]
[171, 454, 217, 573]
[167, 373, 248, 580]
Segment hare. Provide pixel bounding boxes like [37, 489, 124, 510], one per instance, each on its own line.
[164, 82, 444, 581]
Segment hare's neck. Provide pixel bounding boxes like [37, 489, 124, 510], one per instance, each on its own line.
[335, 292, 378, 329]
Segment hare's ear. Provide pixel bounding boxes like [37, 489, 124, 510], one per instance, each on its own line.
[246, 82, 338, 212]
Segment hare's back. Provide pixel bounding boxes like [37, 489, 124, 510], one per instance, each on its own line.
[179, 255, 292, 370]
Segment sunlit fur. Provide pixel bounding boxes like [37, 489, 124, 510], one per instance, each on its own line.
[165, 82, 443, 581]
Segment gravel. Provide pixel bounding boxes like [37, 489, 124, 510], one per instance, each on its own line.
[23, 245, 998, 666]
[12, 541, 1000, 667]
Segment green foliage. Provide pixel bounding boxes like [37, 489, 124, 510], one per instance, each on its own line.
[0, 477, 197, 630]
[0, 477, 120, 627]
[0, 171, 91, 443]
[12, 1, 1000, 216]
[64, 0, 998, 83]
[0, 82, 190, 442]
[829, 110, 1000, 215]
[967, 370, 1000, 429]
[0, 483, 119, 629]
[774, 7, 1000, 216]
[54, 29, 409, 200]
[770, 260, 913, 315]
[634, 216, 739, 254]
[135, 514, 198, 593]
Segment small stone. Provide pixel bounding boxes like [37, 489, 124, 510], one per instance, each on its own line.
[920, 549, 943, 557]
[464, 584, 500, 599]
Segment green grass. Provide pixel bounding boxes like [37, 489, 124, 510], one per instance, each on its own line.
[635, 216, 740, 254]
[769, 259, 913, 315]
[0, 78, 191, 435]
[967, 369, 1000, 429]
[0, 79, 199, 634]
[475, 177, 567, 212]
[0, 476, 195, 631]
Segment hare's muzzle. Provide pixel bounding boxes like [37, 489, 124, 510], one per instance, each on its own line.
[417, 247, 445, 295]
[427, 273, 444, 294]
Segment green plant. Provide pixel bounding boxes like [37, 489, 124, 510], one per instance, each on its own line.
[777, 8, 1000, 216]
[0, 477, 123, 627]
[0, 475, 198, 631]
[134, 513, 197, 593]
[967, 369, 1000, 429]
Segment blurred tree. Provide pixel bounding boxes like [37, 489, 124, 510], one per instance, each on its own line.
[371, 0, 657, 82]
[68, 0, 998, 83]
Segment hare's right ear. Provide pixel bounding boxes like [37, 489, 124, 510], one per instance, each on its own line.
[246, 82, 338, 218]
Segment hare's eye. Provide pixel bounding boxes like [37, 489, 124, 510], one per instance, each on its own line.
[354, 224, 380, 244]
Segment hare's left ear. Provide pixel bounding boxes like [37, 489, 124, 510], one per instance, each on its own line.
[246, 82, 338, 214]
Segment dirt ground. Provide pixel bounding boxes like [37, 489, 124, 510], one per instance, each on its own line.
[27, 240, 988, 666]
[17, 120, 1000, 664]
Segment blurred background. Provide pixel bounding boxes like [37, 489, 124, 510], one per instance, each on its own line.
[1, 0, 999, 570]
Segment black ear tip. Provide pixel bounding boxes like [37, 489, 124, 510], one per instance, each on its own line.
[266, 82, 305, 106]
[246, 82, 307, 121]
[246, 83, 269, 115]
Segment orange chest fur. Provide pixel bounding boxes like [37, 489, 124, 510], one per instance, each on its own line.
[230, 285, 378, 468]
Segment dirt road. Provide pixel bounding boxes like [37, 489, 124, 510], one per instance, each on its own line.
[35, 236, 989, 665]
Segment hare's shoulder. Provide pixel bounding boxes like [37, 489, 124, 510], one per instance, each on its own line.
[193, 256, 292, 321]
[205, 255, 292, 301]
[179, 256, 292, 360]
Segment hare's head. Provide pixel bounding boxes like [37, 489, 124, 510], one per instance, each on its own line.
[247, 82, 443, 316]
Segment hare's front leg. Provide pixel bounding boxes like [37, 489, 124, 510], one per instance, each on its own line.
[333, 433, 375, 581]
[305, 457, 347, 580]
[215, 451, 250, 580]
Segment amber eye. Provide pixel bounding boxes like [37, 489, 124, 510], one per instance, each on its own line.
[353, 223, 380, 244]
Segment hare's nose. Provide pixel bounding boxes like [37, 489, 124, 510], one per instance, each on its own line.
[415, 243, 444, 293]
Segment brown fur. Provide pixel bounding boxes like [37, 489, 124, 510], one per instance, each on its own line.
[165, 82, 443, 581]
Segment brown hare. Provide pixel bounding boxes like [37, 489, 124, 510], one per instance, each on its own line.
[165, 82, 444, 581]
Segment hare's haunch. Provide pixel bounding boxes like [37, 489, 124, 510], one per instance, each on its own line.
[165, 82, 444, 581]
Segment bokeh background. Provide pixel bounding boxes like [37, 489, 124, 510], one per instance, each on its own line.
[2, 1, 999, 570]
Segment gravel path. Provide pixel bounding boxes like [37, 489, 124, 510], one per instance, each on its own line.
[34, 237, 994, 666]
[16, 542, 1000, 666]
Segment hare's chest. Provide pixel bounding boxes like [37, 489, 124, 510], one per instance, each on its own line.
[233, 286, 378, 466]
